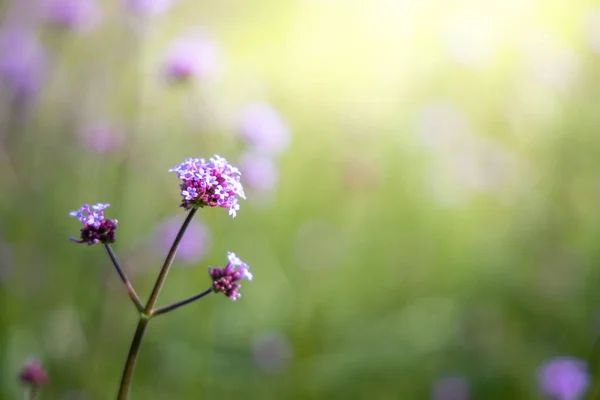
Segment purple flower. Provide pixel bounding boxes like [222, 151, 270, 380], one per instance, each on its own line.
[18, 357, 49, 387]
[155, 217, 211, 264]
[79, 123, 125, 154]
[239, 103, 290, 156]
[0, 29, 45, 103]
[163, 35, 220, 83]
[209, 252, 252, 301]
[238, 153, 278, 193]
[431, 376, 469, 400]
[42, 0, 101, 32]
[537, 357, 589, 400]
[69, 203, 118, 245]
[123, 0, 175, 15]
[169, 156, 245, 217]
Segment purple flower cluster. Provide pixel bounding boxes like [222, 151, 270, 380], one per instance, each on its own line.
[537, 357, 589, 400]
[18, 358, 49, 387]
[42, 0, 101, 32]
[209, 252, 252, 300]
[69, 203, 118, 245]
[169, 156, 245, 217]
[163, 35, 220, 83]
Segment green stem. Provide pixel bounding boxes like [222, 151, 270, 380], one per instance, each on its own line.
[104, 244, 144, 312]
[116, 317, 149, 400]
[152, 287, 213, 317]
[116, 208, 198, 399]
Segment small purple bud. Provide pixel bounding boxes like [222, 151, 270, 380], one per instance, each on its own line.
[209, 252, 252, 301]
[18, 357, 49, 387]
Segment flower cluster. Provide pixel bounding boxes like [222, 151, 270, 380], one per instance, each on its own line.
[18, 358, 49, 387]
[209, 252, 252, 301]
[537, 357, 589, 400]
[69, 203, 117, 245]
[169, 155, 245, 217]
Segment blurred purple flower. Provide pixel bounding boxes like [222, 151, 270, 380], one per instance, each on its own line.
[431, 376, 469, 400]
[0, 29, 45, 103]
[18, 357, 49, 387]
[252, 332, 293, 373]
[239, 103, 290, 156]
[238, 153, 278, 193]
[79, 123, 125, 154]
[124, 0, 175, 15]
[163, 35, 220, 83]
[169, 155, 245, 217]
[537, 357, 589, 400]
[155, 217, 211, 264]
[69, 203, 117, 245]
[42, 0, 101, 32]
[209, 252, 252, 301]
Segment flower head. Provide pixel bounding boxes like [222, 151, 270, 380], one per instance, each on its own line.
[123, 0, 175, 15]
[239, 103, 290, 156]
[209, 252, 252, 301]
[537, 357, 589, 400]
[18, 357, 49, 387]
[169, 156, 245, 217]
[69, 203, 117, 245]
[42, 0, 101, 32]
[163, 35, 220, 83]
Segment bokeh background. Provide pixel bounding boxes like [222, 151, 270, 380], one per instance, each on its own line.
[2, 0, 600, 398]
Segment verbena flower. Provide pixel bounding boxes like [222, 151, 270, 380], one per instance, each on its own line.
[42, 0, 101, 32]
[0, 29, 45, 104]
[123, 0, 175, 15]
[239, 153, 278, 193]
[209, 252, 252, 301]
[162, 34, 220, 83]
[18, 357, 49, 387]
[537, 357, 589, 400]
[239, 103, 290, 156]
[169, 156, 245, 217]
[69, 203, 117, 245]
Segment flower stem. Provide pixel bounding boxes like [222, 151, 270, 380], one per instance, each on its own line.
[152, 287, 213, 317]
[104, 244, 144, 312]
[116, 208, 198, 399]
[144, 208, 198, 314]
[116, 316, 149, 400]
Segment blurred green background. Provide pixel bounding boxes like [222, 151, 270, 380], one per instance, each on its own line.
[2, 0, 600, 398]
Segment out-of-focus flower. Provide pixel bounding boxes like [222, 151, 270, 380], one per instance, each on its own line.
[69, 203, 117, 245]
[0, 29, 45, 103]
[123, 0, 175, 15]
[537, 357, 589, 400]
[154, 217, 211, 264]
[239, 103, 290, 156]
[18, 357, 49, 387]
[252, 332, 293, 373]
[79, 123, 125, 154]
[209, 252, 252, 301]
[431, 376, 469, 400]
[42, 0, 101, 32]
[163, 35, 220, 83]
[169, 156, 245, 217]
[238, 153, 278, 193]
